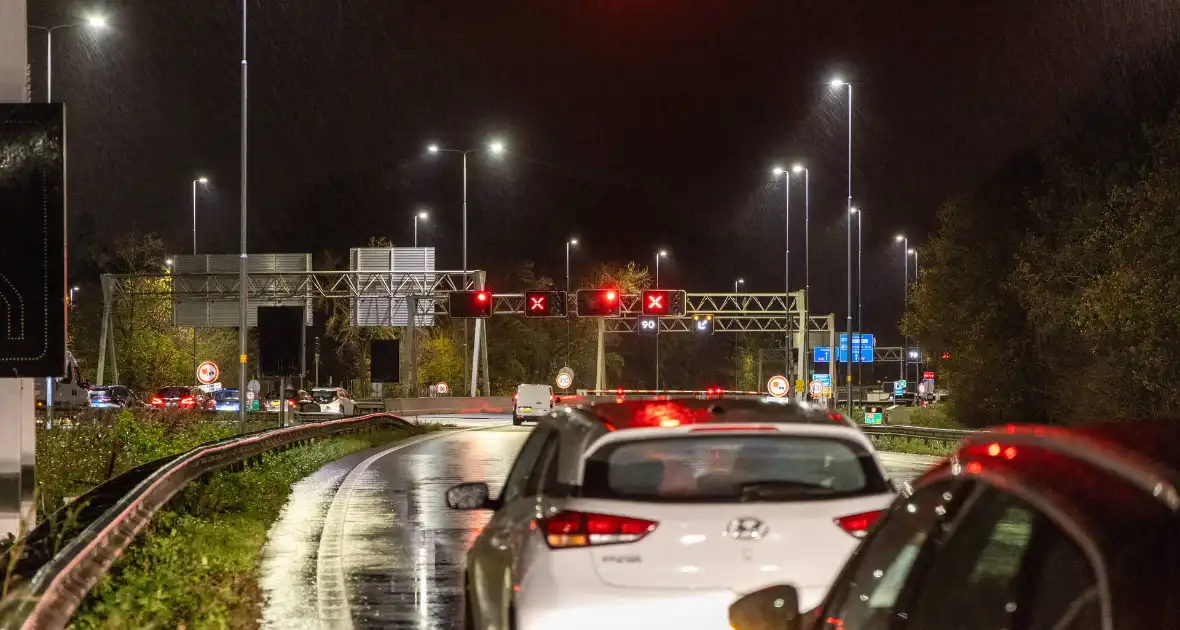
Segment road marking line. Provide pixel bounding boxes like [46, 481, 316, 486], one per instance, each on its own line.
[314, 424, 506, 627]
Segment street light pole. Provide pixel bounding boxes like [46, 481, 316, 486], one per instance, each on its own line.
[655, 250, 667, 389]
[427, 141, 505, 395]
[29, 16, 108, 103]
[832, 77, 854, 416]
[852, 206, 863, 397]
[237, 0, 249, 426]
[734, 278, 743, 293]
[566, 238, 577, 366]
[192, 176, 207, 386]
[895, 235, 909, 383]
[413, 210, 428, 247]
[793, 164, 810, 397]
[772, 166, 792, 386]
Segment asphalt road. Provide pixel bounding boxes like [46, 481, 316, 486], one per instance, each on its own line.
[257, 415, 939, 630]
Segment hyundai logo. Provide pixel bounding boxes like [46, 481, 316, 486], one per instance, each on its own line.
[725, 517, 769, 540]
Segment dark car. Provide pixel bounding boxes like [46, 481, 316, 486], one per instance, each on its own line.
[264, 388, 312, 413]
[88, 385, 140, 409]
[149, 386, 212, 410]
[729, 421, 1180, 630]
[212, 389, 241, 412]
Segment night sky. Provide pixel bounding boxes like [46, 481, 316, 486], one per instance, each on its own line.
[29, 0, 1180, 344]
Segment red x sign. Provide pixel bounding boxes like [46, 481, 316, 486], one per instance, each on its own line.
[529, 296, 546, 311]
[647, 295, 664, 310]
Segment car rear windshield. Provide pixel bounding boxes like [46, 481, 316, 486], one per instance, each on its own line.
[581, 435, 888, 503]
[156, 387, 191, 398]
[311, 390, 336, 403]
[214, 390, 239, 402]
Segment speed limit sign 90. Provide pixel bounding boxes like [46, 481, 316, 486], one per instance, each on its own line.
[767, 375, 789, 398]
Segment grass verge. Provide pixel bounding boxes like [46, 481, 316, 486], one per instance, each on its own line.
[66, 422, 442, 630]
[870, 435, 956, 457]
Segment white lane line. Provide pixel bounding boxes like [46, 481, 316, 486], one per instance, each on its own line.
[314, 424, 506, 628]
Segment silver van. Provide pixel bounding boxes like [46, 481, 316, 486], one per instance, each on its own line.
[512, 383, 553, 426]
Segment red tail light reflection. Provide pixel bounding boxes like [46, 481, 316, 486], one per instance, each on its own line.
[834, 510, 883, 538]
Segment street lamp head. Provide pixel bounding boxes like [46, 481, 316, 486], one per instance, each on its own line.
[164, 258, 174, 266]
[829, 77, 845, 88]
[771, 166, 785, 176]
[488, 141, 506, 155]
[86, 15, 108, 29]
[426, 144, 440, 154]
[71, 285, 79, 292]
[417, 210, 429, 219]
[736, 278, 744, 284]
[569, 238, 578, 246]
[850, 206, 859, 214]
[197, 176, 209, 184]
[791, 164, 804, 174]
[895, 234, 905, 242]
[658, 250, 668, 257]
[908, 248, 915, 255]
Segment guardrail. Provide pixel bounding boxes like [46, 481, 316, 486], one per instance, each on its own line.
[861, 424, 975, 445]
[0, 412, 425, 630]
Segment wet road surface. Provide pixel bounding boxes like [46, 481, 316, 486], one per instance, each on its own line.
[257, 415, 939, 629]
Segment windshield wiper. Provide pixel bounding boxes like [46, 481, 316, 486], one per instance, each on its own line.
[739, 480, 834, 502]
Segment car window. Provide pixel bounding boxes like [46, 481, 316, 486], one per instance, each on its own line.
[526, 432, 563, 497]
[903, 486, 1100, 630]
[819, 479, 967, 630]
[582, 435, 887, 503]
[501, 426, 555, 503]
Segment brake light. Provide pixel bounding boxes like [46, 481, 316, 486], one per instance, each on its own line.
[541, 511, 657, 548]
[151, 397, 163, 406]
[287, 399, 296, 408]
[180, 396, 195, 407]
[834, 510, 883, 538]
[514, 393, 518, 401]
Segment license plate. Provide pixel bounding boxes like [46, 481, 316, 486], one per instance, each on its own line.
[519, 407, 532, 413]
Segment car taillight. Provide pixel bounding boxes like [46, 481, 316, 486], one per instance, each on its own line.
[834, 510, 884, 538]
[540, 511, 657, 549]
[287, 399, 296, 407]
[151, 397, 163, 406]
[180, 396, 195, 406]
[513, 393, 518, 400]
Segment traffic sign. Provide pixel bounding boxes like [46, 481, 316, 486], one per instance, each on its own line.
[636, 316, 659, 336]
[808, 380, 824, 397]
[864, 406, 884, 425]
[436, 381, 449, 395]
[247, 379, 261, 393]
[640, 290, 686, 316]
[576, 289, 621, 317]
[524, 290, 568, 318]
[795, 379, 805, 394]
[893, 379, 908, 397]
[0, 105, 66, 377]
[246, 390, 256, 400]
[837, 334, 875, 363]
[197, 361, 219, 385]
[814, 347, 832, 363]
[556, 367, 574, 390]
[767, 375, 789, 398]
[692, 313, 714, 335]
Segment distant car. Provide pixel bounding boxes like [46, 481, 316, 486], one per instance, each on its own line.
[264, 388, 312, 413]
[308, 387, 355, 416]
[512, 383, 554, 426]
[728, 421, 1180, 630]
[211, 389, 241, 412]
[149, 386, 212, 410]
[448, 397, 896, 629]
[88, 385, 140, 409]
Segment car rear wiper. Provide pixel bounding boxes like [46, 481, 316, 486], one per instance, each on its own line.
[739, 480, 834, 502]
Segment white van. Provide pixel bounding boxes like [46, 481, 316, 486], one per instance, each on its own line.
[34, 351, 91, 410]
[512, 384, 554, 426]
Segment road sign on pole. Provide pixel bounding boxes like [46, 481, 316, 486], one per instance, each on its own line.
[556, 367, 574, 390]
[808, 380, 824, 397]
[767, 375, 789, 398]
[436, 381, 449, 395]
[197, 361, 219, 385]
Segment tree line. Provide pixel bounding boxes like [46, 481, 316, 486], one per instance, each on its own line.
[904, 110, 1180, 427]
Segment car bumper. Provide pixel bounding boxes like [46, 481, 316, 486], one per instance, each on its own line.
[514, 407, 551, 417]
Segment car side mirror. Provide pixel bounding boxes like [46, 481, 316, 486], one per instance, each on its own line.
[729, 584, 803, 630]
[446, 482, 499, 510]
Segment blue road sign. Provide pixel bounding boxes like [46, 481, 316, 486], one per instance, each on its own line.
[813, 373, 833, 388]
[837, 333, 875, 363]
[893, 379, 908, 397]
[813, 346, 832, 363]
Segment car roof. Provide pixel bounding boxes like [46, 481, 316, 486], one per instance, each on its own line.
[577, 396, 855, 432]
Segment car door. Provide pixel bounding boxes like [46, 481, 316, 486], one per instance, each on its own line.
[894, 484, 1103, 630]
[472, 425, 558, 625]
[814, 478, 970, 629]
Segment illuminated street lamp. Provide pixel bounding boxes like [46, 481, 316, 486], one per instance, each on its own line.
[792, 163, 811, 386]
[192, 177, 209, 254]
[565, 238, 578, 363]
[426, 138, 507, 395]
[850, 206, 863, 391]
[413, 210, 429, 247]
[734, 278, 744, 293]
[895, 234, 909, 382]
[28, 15, 109, 102]
[654, 249, 669, 390]
[831, 76, 854, 413]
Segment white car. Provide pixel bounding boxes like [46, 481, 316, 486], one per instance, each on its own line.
[512, 383, 554, 426]
[448, 397, 897, 630]
[308, 387, 355, 416]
